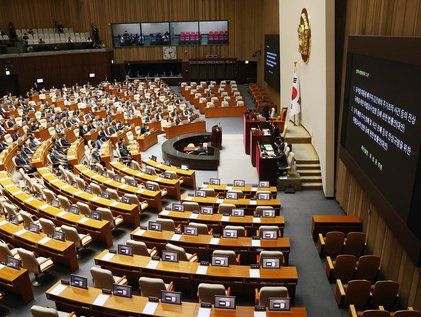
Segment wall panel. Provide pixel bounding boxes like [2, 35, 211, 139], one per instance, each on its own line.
[336, 3, 421, 307]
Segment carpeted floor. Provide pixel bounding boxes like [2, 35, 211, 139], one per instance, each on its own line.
[0, 85, 347, 317]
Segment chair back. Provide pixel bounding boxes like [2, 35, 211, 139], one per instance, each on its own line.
[138, 277, 166, 297]
[212, 250, 237, 265]
[345, 279, 371, 308]
[258, 225, 280, 238]
[182, 201, 200, 212]
[344, 232, 366, 257]
[20, 210, 35, 228]
[165, 243, 188, 261]
[189, 222, 209, 235]
[225, 225, 245, 237]
[393, 311, 421, 317]
[332, 254, 358, 281]
[254, 206, 274, 217]
[126, 240, 149, 256]
[370, 280, 399, 308]
[57, 195, 70, 210]
[17, 248, 40, 274]
[97, 207, 114, 227]
[259, 286, 289, 307]
[61, 225, 81, 248]
[76, 202, 91, 216]
[361, 311, 390, 317]
[105, 188, 119, 200]
[198, 283, 226, 303]
[324, 231, 346, 256]
[90, 266, 114, 290]
[203, 188, 216, 197]
[39, 218, 56, 237]
[156, 218, 175, 231]
[355, 255, 380, 281]
[259, 250, 284, 266]
[0, 242, 13, 262]
[217, 204, 235, 214]
[30, 305, 60, 317]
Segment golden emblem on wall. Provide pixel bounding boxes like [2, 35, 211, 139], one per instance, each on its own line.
[297, 8, 311, 63]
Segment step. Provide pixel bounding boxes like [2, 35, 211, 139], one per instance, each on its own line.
[301, 176, 323, 183]
[301, 182, 323, 190]
[285, 136, 312, 144]
[295, 163, 321, 170]
[295, 159, 320, 164]
[297, 169, 321, 177]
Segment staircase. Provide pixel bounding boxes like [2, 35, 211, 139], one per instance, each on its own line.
[295, 159, 323, 190]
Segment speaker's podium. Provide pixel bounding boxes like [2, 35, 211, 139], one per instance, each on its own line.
[211, 125, 222, 149]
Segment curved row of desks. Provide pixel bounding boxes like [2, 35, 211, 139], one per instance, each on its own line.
[143, 158, 196, 188]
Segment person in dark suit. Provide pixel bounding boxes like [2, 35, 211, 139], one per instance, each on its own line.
[261, 103, 270, 120]
[271, 123, 280, 139]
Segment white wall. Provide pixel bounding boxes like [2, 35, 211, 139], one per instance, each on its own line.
[199, 21, 228, 34]
[280, 0, 335, 197]
[112, 23, 140, 35]
[141, 23, 169, 34]
[173, 22, 199, 34]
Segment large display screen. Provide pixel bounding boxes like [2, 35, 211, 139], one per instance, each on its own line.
[264, 34, 280, 91]
[341, 37, 421, 245]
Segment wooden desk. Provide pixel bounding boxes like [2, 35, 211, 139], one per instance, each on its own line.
[0, 265, 33, 303]
[203, 106, 247, 118]
[163, 121, 206, 139]
[146, 120, 162, 133]
[46, 281, 307, 317]
[250, 130, 273, 167]
[0, 216, 79, 272]
[256, 142, 280, 186]
[311, 215, 363, 240]
[75, 164, 162, 211]
[95, 250, 297, 301]
[159, 210, 285, 236]
[180, 194, 281, 215]
[31, 140, 53, 168]
[137, 130, 159, 151]
[130, 228, 290, 264]
[200, 183, 277, 198]
[143, 159, 196, 189]
[0, 171, 113, 247]
[37, 167, 140, 226]
[67, 138, 85, 166]
[111, 161, 181, 199]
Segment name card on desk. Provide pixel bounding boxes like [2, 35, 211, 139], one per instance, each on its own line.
[196, 265, 208, 275]
[38, 237, 52, 245]
[253, 217, 261, 223]
[93, 294, 109, 306]
[216, 199, 223, 204]
[197, 307, 212, 317]
[254, 311, 267, 317]
[171, 234, 182, 241]
[252, 239, 261, 247]
[190, 213, 199, 219]
[251, 187, 258, 192]
[210, 238, 220, 245]
[249, 200, 257, 205]
[50, 283, 67, 296]
[102, 252, 115, 261]
[142, 302, 158, 315]
[146, 260, 159, 269]
[221, 216, 230, 222]
[135, 229, 145, 236]
[249, 269, 260, 278]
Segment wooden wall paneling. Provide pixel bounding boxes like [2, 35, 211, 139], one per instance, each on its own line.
[336, 0, 421, 308]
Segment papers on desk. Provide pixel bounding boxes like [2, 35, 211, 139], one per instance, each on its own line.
[24, 197, 36, 203]
[252, 239, 261, 247]
[15, 229, 27, 236]
[110, 201, 120, 207]
[120, 184, 128, 189]
[210, 238, 220, 245]
[249, 200, 257, 205]
[189, 213, 199, 219]
[91, 196, 101, 202]
[226, 186, 233, 191]
[135, 229, 145, 236]
[171, 234, 182, 241]
[40, 204, 49, 210]
[160, 210, 170, 216]
[196, 265, 208, 275]
[155, 177, 163, 182]
[221, 216, 230, 222]
[0, 220, 7, 226]
[50, 283, 67, 296]
[57, 211, 68, 217]
[216, 198, 223, 204]
[201, 184, 208, 188]
[146, 260, 159, 269]
[253, 217, 261, 223]
[197, 307, 212, 317]
[78, 217, 90, 224]
[104, 179, 113, 185]
[249, 269, 260, 278]
[101, 252, 115, 261]
[93, 294, 109, 306]
[254, 311, 267, 317]
[61, 185, 71, 190]
[142, 302, 158, 315]
[39, 237, 52, 245]
[251, 187, 258, 192]
[0, 264, 4, 269]
[74, 190, 84, 195]
[184, 196, 192, 201]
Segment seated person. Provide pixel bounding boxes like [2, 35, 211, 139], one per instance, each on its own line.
[14, 149, 36, 173]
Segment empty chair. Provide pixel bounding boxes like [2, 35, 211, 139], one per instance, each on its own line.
[182, 201, 200, 212]
[217, 203, 235, 214]
[369, 280, 399, 310]
[0, 241, 19, 262]
[317, 231, 346, 257]
[326, 254, 358, 282]
[57, 195, 71, 210]
[335, 279, 371, 308]
[254, 206, 274, 217]
[348, 306, 389, 317]
[202, 188, 216, 197]
[89, 183, 102, 196]
[105, 188, 119, 200]
[343, 232, 366, 257]
[156, 218, 176, 231]
[130, 160, 141, 170]
[197, 283, 229, 303]
[30, 305, 76, 317]
[96, 207, 123, 228]
[255, 190, 271, 199]
[257, 250, 284, 266]
[17, 248, 54, 286]
[188, 222, 211, 235]
[4, 202, 23, 223]
[126, 240, 157, 257]
[224, 225, 246, 237]
[255, 286, 289, 307]
[138, 277, 174, 298]
[39, 218, 58, 237]
[61, 225, 93, 250]
[227, 190, 244, 198]
[165, 243, 198, 262]
[42, 189, 56, 204]
[74, 176, 86, 190]
[258, 225, 282, 238]
[90, 266, 127, 290]
[354, 255, 380, 281]
[163, 170, 178, 180]
[76, 202, 91, 216]
[20, 210, 39, 228]
[393, 310, 421, 317]
[212, 250, 239, 265]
